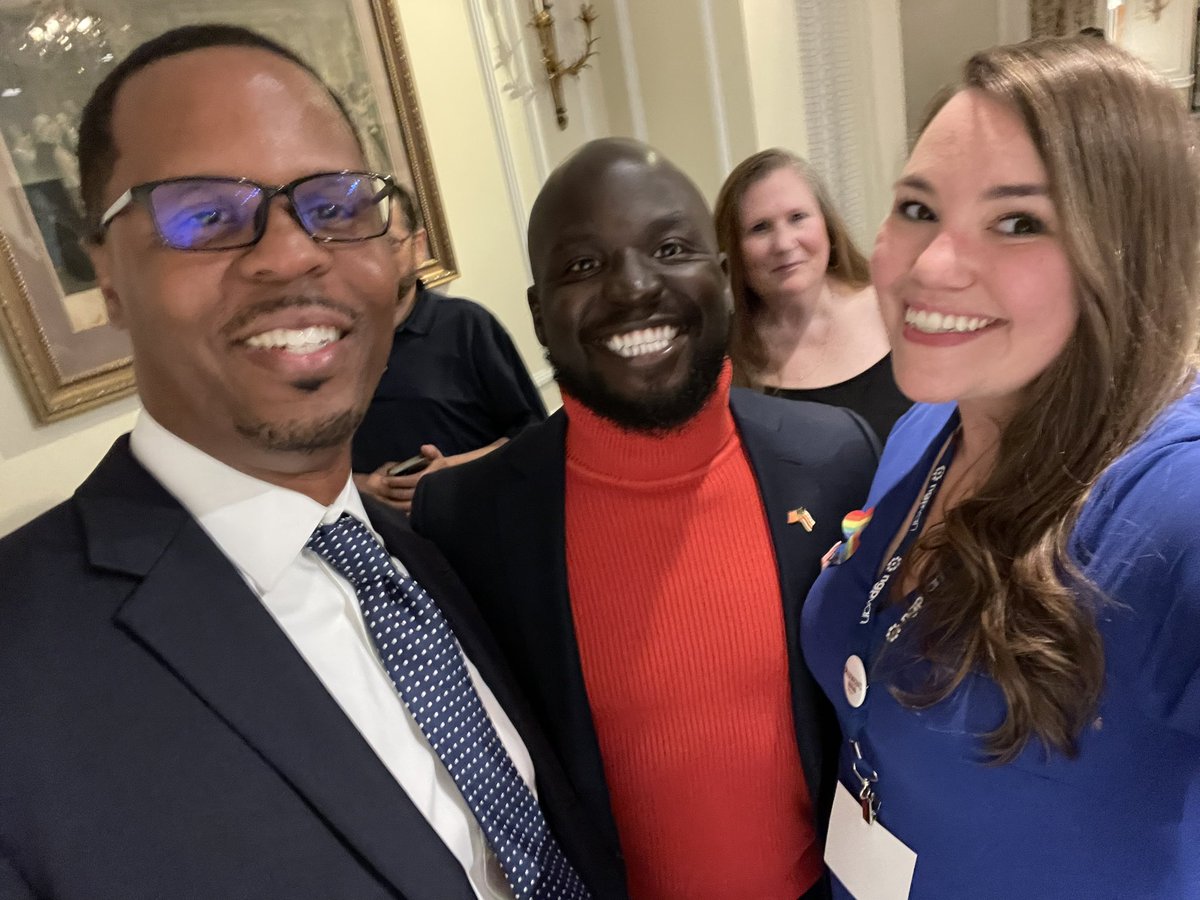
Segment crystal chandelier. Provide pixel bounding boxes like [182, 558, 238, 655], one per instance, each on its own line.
[15, 3, 114, 71]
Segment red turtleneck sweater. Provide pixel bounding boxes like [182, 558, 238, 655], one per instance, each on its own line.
[563, 363, 821, 899]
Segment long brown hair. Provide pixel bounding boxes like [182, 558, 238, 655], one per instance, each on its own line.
[900, 38, 1200, 762]
[713, 149, 870, 387]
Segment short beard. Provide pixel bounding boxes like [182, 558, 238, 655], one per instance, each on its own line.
[234, 406, 364, 453]
[551, 340, 727, 434]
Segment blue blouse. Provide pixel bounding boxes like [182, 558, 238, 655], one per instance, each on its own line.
[802, 386, 1200, 897]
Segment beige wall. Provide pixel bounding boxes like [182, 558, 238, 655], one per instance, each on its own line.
[391, 0, 549, 385]
[592, 0, 756, 202]
[849, 0, 910, 241]
[899, 0, 1032, 141]
[741, 0, 808, 163]
[0, 363, 139, 536]
[900, 0, 1004, 140]
[517, 0, 759, 203]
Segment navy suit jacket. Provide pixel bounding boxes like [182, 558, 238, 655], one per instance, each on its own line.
[412, 389, 880, 884]
[0, 437, 624, 900]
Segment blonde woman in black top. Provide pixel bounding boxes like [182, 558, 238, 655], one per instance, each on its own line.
[715, 150, 910, 441]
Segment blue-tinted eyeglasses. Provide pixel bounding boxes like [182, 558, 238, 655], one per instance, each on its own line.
[95, 171, 394, 251]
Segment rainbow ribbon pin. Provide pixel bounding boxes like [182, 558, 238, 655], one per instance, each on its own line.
[829, 507, 874, 566]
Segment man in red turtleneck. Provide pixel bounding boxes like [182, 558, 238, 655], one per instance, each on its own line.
[413, 138, 878, 900]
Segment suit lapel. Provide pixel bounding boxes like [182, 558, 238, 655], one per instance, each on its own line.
[730, 394, 835, 809]
[364, 501, 539, 747]
[78, 440, 473, 900]
[373, 486, 630, 896]
[491, 416, 623, 854]
[730, 393, 820, 624]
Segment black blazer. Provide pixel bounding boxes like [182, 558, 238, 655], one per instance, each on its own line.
[0, 437, 623, 900]
[412, 389, 880, 883]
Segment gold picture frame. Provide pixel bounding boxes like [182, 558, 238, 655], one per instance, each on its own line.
[0, 0, 456, 423]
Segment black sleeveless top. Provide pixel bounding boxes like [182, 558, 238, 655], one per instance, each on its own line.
[762, 353, 912, 444]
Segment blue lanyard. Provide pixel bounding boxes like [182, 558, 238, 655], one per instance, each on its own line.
[841, 429, 958, 821]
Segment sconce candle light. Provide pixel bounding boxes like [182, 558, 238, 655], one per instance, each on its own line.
[528, 0, 598, 129]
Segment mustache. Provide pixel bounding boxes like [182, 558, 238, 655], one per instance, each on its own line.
[221, 295, 360, 337]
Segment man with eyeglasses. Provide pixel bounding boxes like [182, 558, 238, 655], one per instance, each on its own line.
[0, 24, 620, 900]
[351, 183, 546, 513]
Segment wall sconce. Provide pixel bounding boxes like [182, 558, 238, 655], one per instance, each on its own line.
[528, 1, 598, 129]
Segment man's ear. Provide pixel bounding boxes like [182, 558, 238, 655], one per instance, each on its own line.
[85, 239, 126, 329]
[716, 251, 734, 314]
[413, 227, 429, 265]
[526, 284, 547, 347]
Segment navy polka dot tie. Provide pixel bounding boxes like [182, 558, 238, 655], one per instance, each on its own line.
[307, 514, 590, 900]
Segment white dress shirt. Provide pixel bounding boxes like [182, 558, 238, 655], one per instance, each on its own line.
[130, 412, 532, 899]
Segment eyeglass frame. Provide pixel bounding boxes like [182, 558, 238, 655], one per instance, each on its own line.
[93, 170, 396, 251]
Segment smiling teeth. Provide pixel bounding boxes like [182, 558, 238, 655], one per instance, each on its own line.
[244, 326, 343, 353]
[605, 325, 679, 358]
[905, 309, 996, 334]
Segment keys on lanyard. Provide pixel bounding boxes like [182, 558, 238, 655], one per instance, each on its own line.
[851, 739, 880, 823]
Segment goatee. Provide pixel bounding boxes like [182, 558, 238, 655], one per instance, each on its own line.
[550, 342, 727, 434]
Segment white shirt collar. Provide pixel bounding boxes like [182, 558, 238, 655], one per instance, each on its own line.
[129, 411, 378, 594]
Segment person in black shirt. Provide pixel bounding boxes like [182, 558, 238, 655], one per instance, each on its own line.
[352, 185, 546, 510]
[714, 149, 911, 443]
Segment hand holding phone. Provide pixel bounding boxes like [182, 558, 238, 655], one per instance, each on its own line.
[387, 454, 432, 477]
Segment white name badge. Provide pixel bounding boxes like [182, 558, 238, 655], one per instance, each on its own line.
[825, 782, 917, 900]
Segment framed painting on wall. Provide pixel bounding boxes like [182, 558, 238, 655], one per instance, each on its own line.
[0, 0, 455, 423]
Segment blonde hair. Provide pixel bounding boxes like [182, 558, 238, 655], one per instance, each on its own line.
[901, 38, 1200, 762]
[713, 149, 869, 387]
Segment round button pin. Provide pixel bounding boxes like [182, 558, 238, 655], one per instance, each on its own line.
[843, 654, 867, 707]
